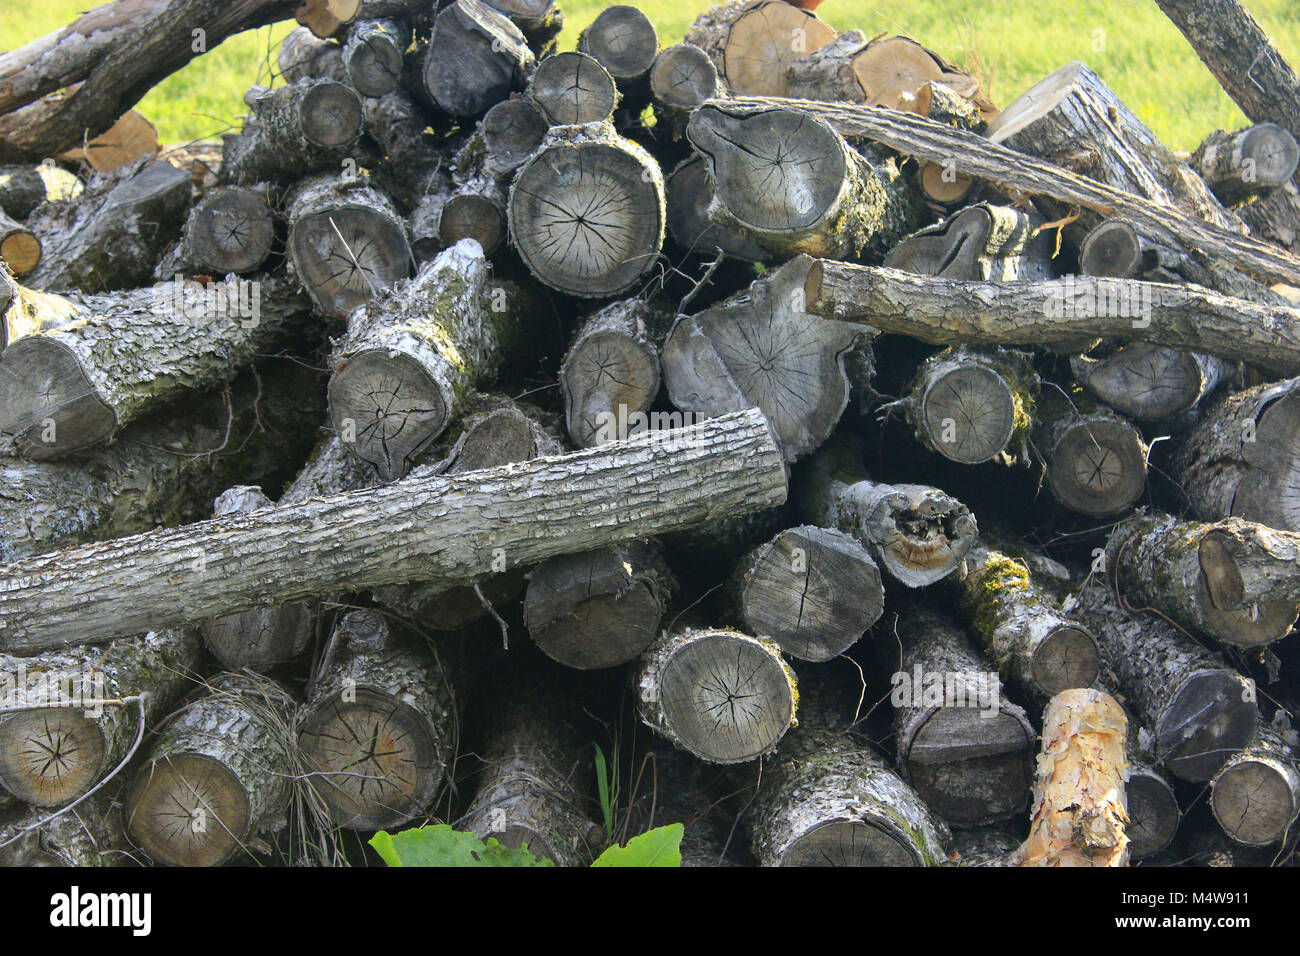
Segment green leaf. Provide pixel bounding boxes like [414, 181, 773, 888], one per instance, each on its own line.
[369, 825, 555, 867]
[593, 742, 613, 841]
[590, 824, 684, 867]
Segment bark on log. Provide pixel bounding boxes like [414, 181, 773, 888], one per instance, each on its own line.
[0, 628, 202, 808]
[298, 609, 455, 829]
[709, 94, 1300, 288]
[125, 674, 295, 866]
[1109, 511, 1300, 650]
[277, 26, 348, 84]
[525, 540, 674, 670]
[803, 261, 1300, 377]
[890, 605, 1036, 828]
[1172, 377, 1300, 534]
[684, 0, 835, 98]
[220, 79, 363, 187]
[507, 120, 665, 298]
[286, 172, 412, 320]
[953, 826, 1020, 866]
[1240, 182, 1300, 255]
[342, 18, 407, 97]
[903, 347, 1038, 465]
[326, 240, 498, 479]
[664, 154, 769, 261]
[23, 159, 192, 293]
[1018, 688, 1130, 867]
[1211, 727, 1300, 847]
[175, 185, 278, 277]
[748, 727, 952, 866]
[1071, 342, 1234, 422]
[483, 0, 564, 55]
[0, 408, 786, 651]
[884, 203, 1052, 283]
[729, 525, 883, 662]
[577, 6, 659, 90]
[1071, 581, 1257, 782]
[421, 0, 534, 118]
[798, 437, 978, 587]
[1033, 389, 1149, 517]
[954, 544, 1100, 702]
[1192, 124, 1300, 207]
[650, 44, 718, 139]
[0, 360, 326, 563]
[635, 626, 797, 764]
[528, 52, 618, 127]
[662, 255, 865, 462]
[361, 89, 448, 214]
[0, 163, 83, 220]
[687, 103, 919, 261]
[0, 0, 303, 163]
[0, 273, 311, 459]
[0, 783, 133, 866]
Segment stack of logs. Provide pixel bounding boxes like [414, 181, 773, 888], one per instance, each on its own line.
[2, 0, 1300, 867]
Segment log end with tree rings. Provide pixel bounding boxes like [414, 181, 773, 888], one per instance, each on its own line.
[578, 5, 659, 82]
[650, 44, 718, 112]
[854, 37, 943, 112]
[343, 19, 405, 98]
[0, 336, 116, 459]
[1030, 622, 1100, 694]
[916, 361, 1019, 464]
[438, 192, 504, 255]
[1125, 761, 1181, 860]
[1045, 416, 1148, 517]
[529, 52, 618, 127]
[1079, 220, 1146, 278]
[1195, 527, 1300, 648]
[560, 298, 661, 449]
[296, 0, 362, 39]
[734, 525, 884, 662]
[0, 709, 106, 807]
[126, 753, 253, 866]
[183, 187, 276, 276]
[713, 0, 835, 97]
[918, 160, 975, 206]
[1157, 668, 1258, 782]
[636, 627, 797, 764]
[1234, 123, 1300, 189]
[0, 214, 41, 277]
[423, 0, 533, 117]
[297, 80, 365, 149]
[508, 122, 665, 298]
[1071, 343, 1233, 422]
[481, 98, 548, 172]
[1210, 730, 1300, 846]
[665, 154, 769, 261]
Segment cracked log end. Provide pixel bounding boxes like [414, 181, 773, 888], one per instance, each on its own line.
[184, 188, 276, 276]
[651, 44, 718, 111]
[0, 337, 115, 458]
[1197, 529, 1300, 647]
[126, 754, 251, 867]
[531, 52, 618, 126]
[1126, 763, 1181, 859]
[0, 709, 105, 807]
[1211, 732, 1300, 846]
[873, 485, 978, 587]
[1046, 417, 1148, 517]
[1032, 623, 1100, 695]
[1158, 669, 1258, 782]
[579, 5, 659, 81]
[328, 351, 447, 480]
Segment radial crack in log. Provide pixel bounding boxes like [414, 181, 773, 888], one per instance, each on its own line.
[1210, 727, 1300, 847]
[685, 0, 835, 98]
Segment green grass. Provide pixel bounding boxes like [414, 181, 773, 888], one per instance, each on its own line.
[2, 1, 1298, 150]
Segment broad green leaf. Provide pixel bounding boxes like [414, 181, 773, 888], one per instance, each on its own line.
[590, 824, 683, 867]
[369, 825, 555, 867]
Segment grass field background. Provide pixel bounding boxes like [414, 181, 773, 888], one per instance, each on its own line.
[2, 1, 1298, 151]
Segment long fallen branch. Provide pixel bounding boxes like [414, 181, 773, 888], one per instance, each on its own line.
[803, 261, 1300, 376]
[709, 95, 1300, 288]
[0, 408, 787, 652]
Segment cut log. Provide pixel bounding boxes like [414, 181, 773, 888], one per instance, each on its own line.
[125, 674, 294, 866]
[1211, 727, 1300, 846]
[650, 44, 719, 137]
[665, 154, 769, 261]
[953, 827, 1020, 867]
[798, 437, 978, 587]
[748, 727, 952, 866]
[1071, 342, 1233, 422]
[23, 159, 192, 293]
[0, 628, 202, 808]
[286, 172, 412, 320]
[710, 94, 1300, 288]
[635, 626, 796, 763]
[360, 89, 448, 213]
[1071, 581, 1258, 782]
[0, 782, 133, 866]
[904, 347, 1038, 465]
[1126, 751, 1181, 861]
[462, 661, 601, 865]
[297, 609, 455, 829]
[1034, 389, 1149, 517]
[480, 97, 548, 173]
[0, 210, 40, 277]
[483, 0, 564, 55]
[686, 104, 919, 261]
[508, 121, 665, 298]
[1108, 511, 1300, 650]
[297, 0, 362, 38]
[890, 605, 1037, 828]
[1172, 377, 1300, 534]
[729, 525, 883, 662]
[560, 297, 663, 448]
[0, 360, 326, 563]
[0, 273, 311, 459]
[884, 203, 1052, 283]
[221, 79, 363, 187]
[343, 18, 407, 97]
[662, 255, 865, 462]
[528, 52, 618, 127]
[1192, 124, 1300, 207]
[175, 185, 278, 276]
[684, 0, 835, 98]
[1018, 688, 1129, 867]
[524, 540, 674, 670]
[1240, 182, 1300, 255]
[0, 164, 83, 220]
[326, 240, 498, 479]
[955, 545, 1100, 702]
[577, 5, 659, 89]
[421, 0, 534, 117]
[277, 26, 348, 83]
[0, 408, 786, 651]
[804, 261, 1300, 377]
[784, 30, 871, 104]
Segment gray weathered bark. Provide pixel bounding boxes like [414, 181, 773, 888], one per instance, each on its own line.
[421, 0, 534, 117]
[1071, 342, 1234, 422]
[0, 163, 83, 220]
[885, 203, 1052, 283]
[1192, 124, 1300, 206]
[277, 26, 348, 83]
[221, 79, 364, 186]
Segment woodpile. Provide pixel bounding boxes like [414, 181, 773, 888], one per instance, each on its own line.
[4, 0, 1300, 871]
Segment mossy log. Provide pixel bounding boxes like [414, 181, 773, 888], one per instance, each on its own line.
[1033, 389, 1148, 517]
[297, 609, 455, 830]
[221, 79, 364, 186]
[729, 525, 883, 662]
[1211, 727, 1300, 847]
[890, 605, 1037, 828]
[635, 626, 797, 764]
[1109, 511, 1300, 650]
[904, 346, 1038, 465]
[1019, 688, 1130, 867]
[125, 674, 295, 867]
[684, 0, 835, 98]
[0, 273, 312, 459]
[421, 0, 534, 118]
[0, 163, 83, 220]
[1071, 342, 1234, 422]
[525, 539, 674, 670]
[1192, 124, 1300, 206]
[0, 628, 202, 808]
[748, 727, 952, 866]
[686, 103, 919, 262]
[1071, 581, 1257, 782]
